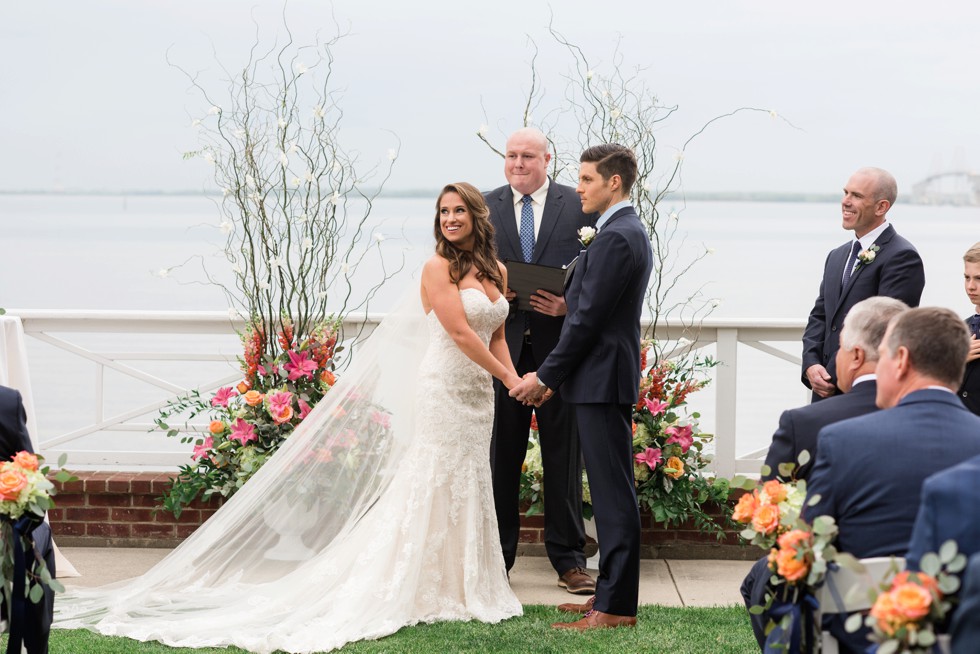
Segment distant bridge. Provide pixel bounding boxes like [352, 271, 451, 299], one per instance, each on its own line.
[910, 171, 980, 205]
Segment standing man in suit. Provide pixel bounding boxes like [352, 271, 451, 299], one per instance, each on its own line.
[951, 552, 980, 654]
[906, 452, 980, 571]
[743, 296, 907, 649]
[802, 167, 925, 400]
[512, 144, 653, 631]
[804, 307, 980, 651]
[0, 384, 55, 654]
[486, 127, 597, 594]
[958, 242, 980, 414]
[762, 296, 906, 482]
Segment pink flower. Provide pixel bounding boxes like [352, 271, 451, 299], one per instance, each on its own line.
[298, 398, 313, 420]
[229, 418, 257, 445]
[665, 425, 694, 453]
[267, 391, 293, 415]
[644, 397, 669, 416]
[283, 349, 318, 381]
[211, 386, 239, 408]
[257, 364, 267, 376]
[370, 410, 391, 429]
[191, 436, 214, 460]
[336, 429, 359, 449]
[634, 447, 662, 470]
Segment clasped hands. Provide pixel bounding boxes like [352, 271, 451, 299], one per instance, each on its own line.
[509, 372, 553, 407]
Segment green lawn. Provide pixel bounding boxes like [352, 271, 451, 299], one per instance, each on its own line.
[6, 605, 756, 653]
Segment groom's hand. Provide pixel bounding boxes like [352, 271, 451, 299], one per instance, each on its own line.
[510, 372, 550, 406]
[529, 289, 566, 317]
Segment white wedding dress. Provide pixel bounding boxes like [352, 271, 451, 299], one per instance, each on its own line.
[55, 287, 522, 653]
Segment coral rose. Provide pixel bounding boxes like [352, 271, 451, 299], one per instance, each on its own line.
[665, 456, 685, 479]
[208, 420, 226, 435]
[891, 583, 932, 621]
[236, 380, 250, 394]
[762, 479, 788, 505]
[891, 571, 941, 598]
[321, 370, 336, 386]
[0, 467, 28, 501]
[775, 548, 809, 582]
[870, 591, 904, 636]
[732, 491, 759, 523]
[751, 503, 781, 535]
[243, 390, 264, 406]
[271, 405, 294, 425]
[12, 451, 39, 472]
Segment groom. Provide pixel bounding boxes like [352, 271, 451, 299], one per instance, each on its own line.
[511, 143, 653, 630]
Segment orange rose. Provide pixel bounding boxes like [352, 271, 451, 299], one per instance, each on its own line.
[762, 479, 788, 504]
[631, 421, 637, 435]
[0, 467, 28, 501]
[891, 571, 941, 598]
[236, 380, 250, 394]
[272, 405, 294, 425]
[665, 456, 685, 480]
[870, 591, 904, 636]
[243, 390, 264, 406]
[891, 582, 932, 621]
[751, 503, 781, 535]
[321, 370, 336, 386]
[12, 451, 39, 472]
[208, 420, 226, 435]
[732, 491, 759, 523]
[775, 548, 809, 582]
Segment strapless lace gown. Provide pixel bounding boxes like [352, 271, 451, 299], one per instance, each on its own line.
[56, 288, 521, 653]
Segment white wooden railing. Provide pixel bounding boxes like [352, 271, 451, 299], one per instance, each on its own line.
[11, 310, 809, 476]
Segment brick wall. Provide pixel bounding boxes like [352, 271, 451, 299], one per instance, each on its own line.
[52, 472, 753, 559]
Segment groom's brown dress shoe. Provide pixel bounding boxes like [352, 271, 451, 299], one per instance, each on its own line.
[552, 609, 637, 631]
[557, 567, 596, 595]
[557, 596, 594, 614]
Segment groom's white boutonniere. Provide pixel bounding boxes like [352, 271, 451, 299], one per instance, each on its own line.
[857, 244, 880, 266]
[578, 226, 597, 248]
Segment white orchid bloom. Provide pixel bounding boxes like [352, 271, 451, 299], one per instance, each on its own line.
[299, 212, 309, 223]
[313, 105, 325, 119]
[373, 232, 385, 243]
[191, 119, 201, 127]
[302, 238, 314, 251]
[305, 171, 315, 183]
[278, 117, 287, 129]
[245, 175, 256, 188]
[586, 70, 595, 81]
[279, 151, 289, 167]
[477, 124, 489, 137]
[330, 191, 341, 205]
[610, 108, 622, 119]
[711, 299, 722, 308]
[291, 176, 302, 187]
[202, 152, 215, 164]
[387, 148, 397, 161]
[769, 110, 778, 119]
[340, 262, 351, 274]
[295, 62, 308, 75]
[707, 247, 716, 254]
[221, 187, 232, 197]
[219, 221, 233, 235]
[674, 151, 684, 162]
[668, 212, 679, 221]
[207, 105, 221, 115]
[258, 281, 271, 291]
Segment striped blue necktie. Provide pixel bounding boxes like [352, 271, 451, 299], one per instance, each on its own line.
[520, 195, 534, 262]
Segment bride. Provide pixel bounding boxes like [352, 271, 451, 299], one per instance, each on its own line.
[55, 182, 525, 653]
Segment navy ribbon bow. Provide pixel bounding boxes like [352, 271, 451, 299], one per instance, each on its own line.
[6, 515, 39, 654]
[764, 592, 820, 654]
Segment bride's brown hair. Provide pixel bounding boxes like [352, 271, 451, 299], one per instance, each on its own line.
[433, 182, 504, 293]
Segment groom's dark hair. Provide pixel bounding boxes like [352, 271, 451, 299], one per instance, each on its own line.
[581, 144, 637, 194]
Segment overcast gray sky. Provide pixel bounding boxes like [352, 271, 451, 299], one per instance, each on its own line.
[3, 1, 978, 194]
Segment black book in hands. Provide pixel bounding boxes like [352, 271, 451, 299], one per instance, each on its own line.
[504, 257, 579, 311]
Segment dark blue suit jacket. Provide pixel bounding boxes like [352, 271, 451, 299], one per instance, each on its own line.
[801, 224, 924, 389]
[538, 206, 653, 404]
[0, 385, 33, 457]
[958, 357, 980, 416]
[805, 389, 980, 558]
[485, 182, 595, 364]
[951, 552, 980, 654]
[762, 379, 880, 481]
[906, 452, 980, 570]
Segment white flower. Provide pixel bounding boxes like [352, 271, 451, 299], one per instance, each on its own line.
[387, 148, 397, 161]
[331, 160, 342, 173]
[317, 290, 328, 300]
[234, 128, 246, 140]
[642, 182, 652, 192]
[711, 299, 721, 308]
[302, 238, 313, 251]
[601, 89, 609, 98]
[258, 281, 270, 291]
[674, 151, 684, 162]
[157, 268, 170, 278]
[288, 142, 298, 154]
[668, 211, 679, 221]
[279, 150, 289, 167]
[478, 124, 489, 137]
[191, 119, 201, 127]
[221, 187, 232, 197]
[610, 108, 622, 119]
[313, 105, 325, 119]
[202, 152, 215, 164]
[278, 117, 288, 129]
[291, 176, 302, 187]
[707, 247, 716, 254]
[577, 226, 597, 246]
[769, 110, 778, 119]
[295, 62, 308, 75]
[219, 221, 233, 235]
[232, 262, 243, 274]
[330, 191, 341, 205]
[373, 232, 385, 243]
[246, 175, 256, 188]
[305, 170, 315, 183]
[340, 262, 350, 274]
[586, 70, 594, 81]
[227, 308, 241, 320]
[207, 105, 221, 115]
[299, 212, 309, 223]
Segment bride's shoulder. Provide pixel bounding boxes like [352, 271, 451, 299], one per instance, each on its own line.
[423, 254, 451, 276]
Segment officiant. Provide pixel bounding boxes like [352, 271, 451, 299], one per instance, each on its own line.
[485, 128, 597, 594]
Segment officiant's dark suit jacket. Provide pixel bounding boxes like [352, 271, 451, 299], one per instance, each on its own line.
[486, 181, 595, 575]
[761, 379, 879, 482]
[801, 224, 924, 393]
[0, 385, 55, 654]
[538, 205, 653, 617]
[805, 389, 980, 652]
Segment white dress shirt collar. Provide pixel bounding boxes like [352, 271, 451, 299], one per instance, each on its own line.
[596, 200, 632, 230]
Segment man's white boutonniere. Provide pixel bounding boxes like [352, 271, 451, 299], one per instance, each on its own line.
[857, 244, 880, 266]
[578, 226, 597, 248]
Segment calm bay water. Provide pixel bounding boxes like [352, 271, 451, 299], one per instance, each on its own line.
[3, 193, 978, 468]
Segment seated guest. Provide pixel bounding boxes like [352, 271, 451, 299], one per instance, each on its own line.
[0, 384, 55, 654]
[959, 242, 980, 415]
[906, 452, 980, 570]
[804, 307, 980, 652]
[951, 552, 980, 654]
[762, 296, 907, 482]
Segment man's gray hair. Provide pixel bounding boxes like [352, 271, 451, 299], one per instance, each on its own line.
[839, 296, 909, 361]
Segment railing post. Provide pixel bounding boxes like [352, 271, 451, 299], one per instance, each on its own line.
[714, 328, 738, 479]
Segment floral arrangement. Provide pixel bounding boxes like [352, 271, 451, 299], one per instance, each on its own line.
[157, 318, 339, 516]
[632, 344, 730, 535]
[577, 226, 596, 248]
[1, 452, 71, 612]
[857, 243, 880, 266]
[520, 413, 592, 519]
[849, 540, 965, 654]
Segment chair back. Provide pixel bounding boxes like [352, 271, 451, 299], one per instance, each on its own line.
[818, 556, 904, 614]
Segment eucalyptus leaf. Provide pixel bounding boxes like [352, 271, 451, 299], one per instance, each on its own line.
[917, 629, 936, 646]
[806, 493, 821, 506]
[28, 584, 44, 603]
[938, 575, 960, 595]
[777, 462, 795, 478]
[948, 554, 967, 574]
[939, 539, 959, 564]
[759, 464, 772, 477]
[796, 450, 811, 467]
[844, 612, 864, 633]
[57, 452, 69, 467]
[920, 552, 941, 577]
[878, 639, 899, 654]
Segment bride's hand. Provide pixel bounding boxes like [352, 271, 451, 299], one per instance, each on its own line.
[503, 373, 523, 390]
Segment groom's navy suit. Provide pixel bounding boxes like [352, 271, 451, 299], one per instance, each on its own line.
[906, 452, 980, 571]
[803, 389, 980, 652]
[486, 181, 595, 574]
[0, 385, 55, 654]
[538, 205, 653, 617]
[802, 224, 924, 395]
